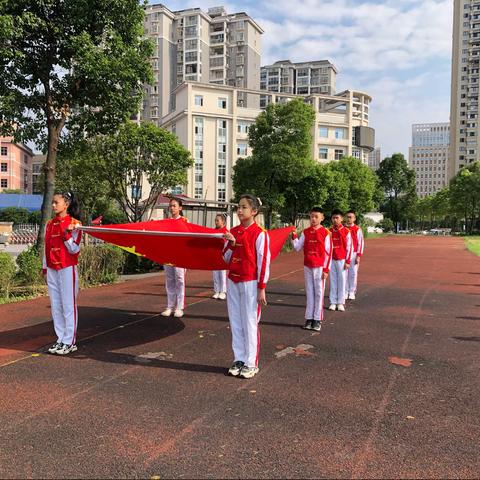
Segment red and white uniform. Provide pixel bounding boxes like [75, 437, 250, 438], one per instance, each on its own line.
[212, 225, 228, 295]
[224, 222, 270, 368]
[164, 215, 187, 310]
[328, 224, 352, 305]
[345, 224, 364, 296]
[292, 226, 332, 321]
[42, 214, 82, 346]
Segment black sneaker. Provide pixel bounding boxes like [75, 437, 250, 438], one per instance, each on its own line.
[228, 361, 245, 376]
[48, 342, 62, 354]
[303, 320, 313, 330]
[312, 321, 322, 331]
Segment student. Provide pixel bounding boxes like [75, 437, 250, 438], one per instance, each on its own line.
[212, 213, 228, 300]
[43, 192, 82, 355]
[223, 194, 270, 379]
[161, 197, 187, 318]
[291, 207, 332, 331]
[345, 210, 364, 300]
[328, 209, 352, 312]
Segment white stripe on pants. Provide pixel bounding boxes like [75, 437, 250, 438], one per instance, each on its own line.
[329, 259, 347, 305]
[164, 265, 186, 310]
[213, 270, 227, 294]
[346, 252, 359, 295]
[226, 279, 261, 368]
[47, 266, 79, 345]
[304, 266, 326, 321]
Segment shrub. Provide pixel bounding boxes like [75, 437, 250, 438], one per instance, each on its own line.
[78, 244, 125, 287]
[0, 207, 30, 225]
[378, 218, 395, 232]
[0, 252, 16, 299]
[28, 210, 42, 225]
[16, 246, 43, 290]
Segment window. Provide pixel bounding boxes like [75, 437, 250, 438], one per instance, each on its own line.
[237, 143, 248, 156]
[218, 97, 227, 109]
[319, 126, 328, 138]
[334, 128, 346, 139]
[0, 163, 7, 172]
[1, 179, 7, 188]
[0, 147, 7, 156]
[319, 147, 328, 160]
[237, 121, 250, 134]
[194, 95, 203, 106]
[334, 149, 344, 160]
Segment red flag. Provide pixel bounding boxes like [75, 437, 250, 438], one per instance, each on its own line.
[81, 220, 294, 271]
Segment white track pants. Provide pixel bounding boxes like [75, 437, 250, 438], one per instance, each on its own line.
[346, 253, 359, 296]
[329, 259, 347, 305]
[47, 266, 79, 345]
[213, 270, 227, 294]
[226, 279, 261, 368]
[304, 266, 326, 321]
[164, 265, 186, 310]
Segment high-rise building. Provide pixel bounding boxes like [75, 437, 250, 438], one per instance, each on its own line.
[260, 60, 337, 95]
[32, 154, 46, 194]
[0, 137, 33, 193]
[409, 123, 450, 197]
[450, 0, 480, 178]
[142, 4, 263, 121]
[368, 147, 382, 170]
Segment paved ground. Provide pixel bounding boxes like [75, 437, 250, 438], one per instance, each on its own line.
[0, 236, 479, 479]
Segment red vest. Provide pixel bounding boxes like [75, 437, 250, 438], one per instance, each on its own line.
[302, 226, 330, 269]
[330, 224, 350, 261]
[227, 222, 265, 285]
[45, 215, 82, 270]
[348, 224, 360, 251]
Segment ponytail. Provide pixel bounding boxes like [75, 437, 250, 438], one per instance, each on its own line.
[58, 191, 80, 219]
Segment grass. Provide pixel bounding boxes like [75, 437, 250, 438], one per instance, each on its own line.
[464, 236, 480, 257]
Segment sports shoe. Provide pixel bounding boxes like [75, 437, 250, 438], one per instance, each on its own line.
[218, 292, 226, 300]
[228, 361, 245, 376]
[349, 293, 356, 300]
[48, 342, 62, 354]
[337, 304, 345, 312]
[161, 308, 172, 317]
[312, 321, 322, 331]
[303, 320, 313, 330]
[239, 366, 259, 379]
[212, 292, 220, 299]
[56, 344, 77, 355]
[328, 304, 336, 311]
[174, 309, 184, 318]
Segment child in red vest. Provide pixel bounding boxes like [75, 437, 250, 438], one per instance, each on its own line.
[345, 210, 364, 300]
[223, 194, 270, 379]
[42, 192, 82, 355]
[291, 207, 332, 331]
[162, 197, 188, 318]
[328, 209, 352, 312]
[212, 213, 228, 300]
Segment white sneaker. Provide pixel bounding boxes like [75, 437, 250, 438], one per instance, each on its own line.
[337, 304, 346, 312]
[328, 304, 336, 311]
[349, 293, 356, 300]
[218, 292, 226, 300]
[48, 342, 62, 354]
[56, 344, 77, 355]
[174, 309, 184, 318]
[228, 361, 245, 376]
[239, 366, 259, 379]
[161, 308, 172, 317]
[212, 292, 220, 299]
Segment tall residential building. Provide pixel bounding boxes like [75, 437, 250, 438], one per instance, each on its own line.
[0, 137, 33, 193]
[409, 123, 450, 197]
[368, 147, 382, 170]
[260, 60, 337, 95]
[32, 154, 46, 194]
[142, 4, 263, 121]
[450, 0, 480, 178]
[160, 82, 374, 202]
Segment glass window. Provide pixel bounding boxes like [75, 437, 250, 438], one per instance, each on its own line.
[237, 144, 248, 156]
[319, 127, 328, 138]
[0, 147, 7, 156]
[335, 128, 346, 139]
[1, 179, 7, 188]
[194, 95, 203, 106]
[319, 147, 328, 160]
[218, 97, 227, 109]
[0, 163, 7, 172]
[334, 149, 344, 160]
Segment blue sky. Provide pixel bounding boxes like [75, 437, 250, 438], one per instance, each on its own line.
[157, 0, 453, 159]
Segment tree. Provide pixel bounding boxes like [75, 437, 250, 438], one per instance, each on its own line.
[0, 207, 30, 224]
[232, 98, 316, 227]
[0, 0, 153, 249]
[377, 153, 417, 232]
[94, 122, 192, 222]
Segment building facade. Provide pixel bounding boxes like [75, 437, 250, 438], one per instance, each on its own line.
[368, 147, 382, 170]
[32, 154, 46, 194]
[409, 123, 450, 197]
[260, 60, 337, 95]
[142, 4, 263, 121]
[0, 137, 33, 193]
[160, 82, 374, 202]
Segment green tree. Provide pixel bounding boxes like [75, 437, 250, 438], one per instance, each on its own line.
[0, 0, 153, 249]
[377, 153, 417, 232]
[94, 122, 193, 222]
[0, 207, 30, 224]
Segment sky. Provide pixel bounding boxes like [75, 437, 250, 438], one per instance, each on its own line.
[156, 0, 454, 158]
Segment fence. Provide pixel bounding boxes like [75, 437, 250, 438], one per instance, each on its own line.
[10, 224, 39, 245]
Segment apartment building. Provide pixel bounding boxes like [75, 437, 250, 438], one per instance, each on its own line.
[368, 147, 382, 170]
[160, 82, 374, 202]
[260, 60, 337, 95]
[0, 137, 33, 193]
[408, 123, 449, 197]
[142, 4, 263, 121]
[450, 0, 480, 178]
[32, 154, 46, 194]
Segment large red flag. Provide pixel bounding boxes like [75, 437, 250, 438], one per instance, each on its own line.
[80, 220, 294, 271]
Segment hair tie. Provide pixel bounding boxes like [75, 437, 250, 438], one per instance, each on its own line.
[257, 197, 263, 207]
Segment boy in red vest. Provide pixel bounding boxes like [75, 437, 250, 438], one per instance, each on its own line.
[328, 209, 352, 312]
[345, 210, 364, 300]
[291, 207, 332, 331]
